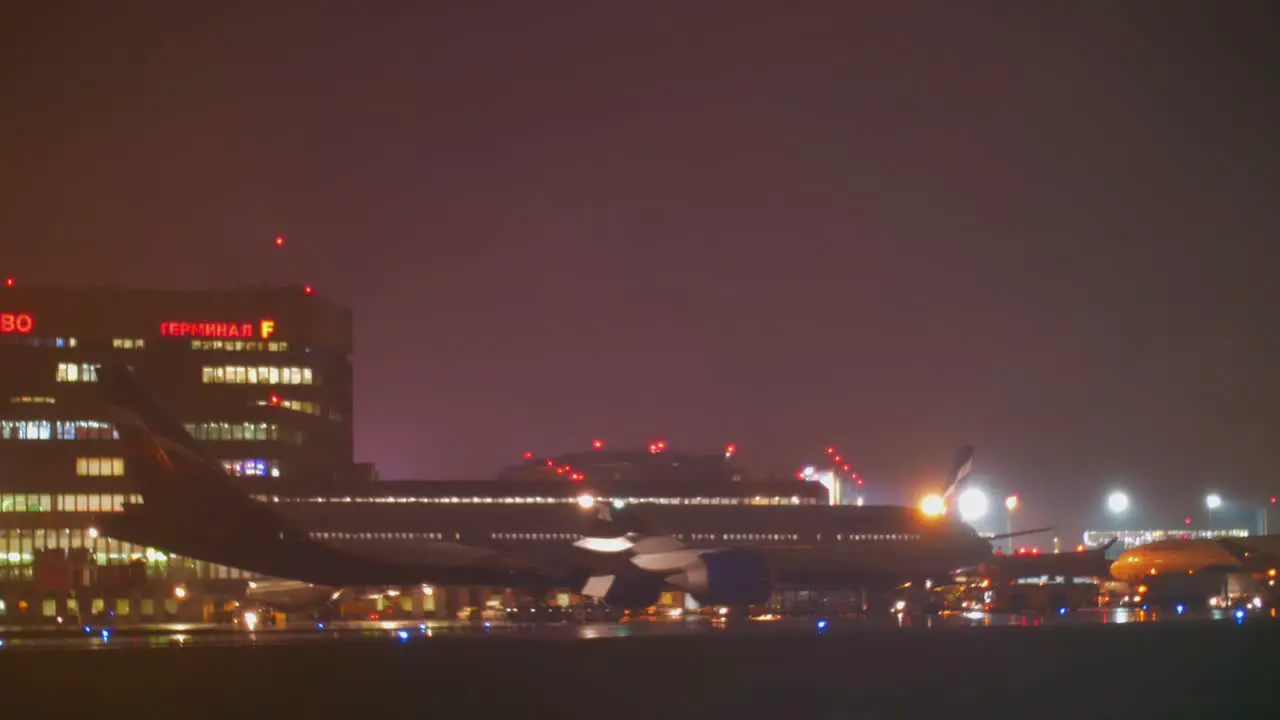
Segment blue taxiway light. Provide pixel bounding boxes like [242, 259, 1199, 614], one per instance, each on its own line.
[1058, 608, 1068, 616]
[396, 630, 410, 641]
[1175, 604, 1185, 615]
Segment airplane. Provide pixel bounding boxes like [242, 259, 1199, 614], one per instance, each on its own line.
[93, 364, 1034, 616]
[94, 364, 783, 613]
[1109, 535, 1280, 583]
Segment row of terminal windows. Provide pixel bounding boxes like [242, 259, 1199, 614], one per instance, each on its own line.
[298, 532, 905, 544]
[56, 363, 318, 386]
[4, 336, 291, 354]
[836, 533, 922, 541]
[201, 366, 314, 385]
[185, 422, 302, 444]
[9, 396, 55, 404]
[310, 532, 446, 541]
[0, 494, 142, 513]
[258, 495, 820, 506]
[253, 398, 323, 416]
[77, 457, 125, 477]
[492, 533, 581, 541]
[2, 336, 77, 348]
[0, 529, 251, 581]
[192, 340, 291, 352]
[56, 362, 100, 382]
[222, 458, 281, 477]
[1, 420, 118, 441]
[1, 420, 300, 444]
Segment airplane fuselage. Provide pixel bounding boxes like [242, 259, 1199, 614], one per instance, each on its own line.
[100, 500, 994, 592]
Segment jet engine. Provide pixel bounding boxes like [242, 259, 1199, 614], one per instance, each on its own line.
[664, 548, 773, 606]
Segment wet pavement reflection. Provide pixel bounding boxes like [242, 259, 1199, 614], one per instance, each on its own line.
[0, 605, 1273, 652]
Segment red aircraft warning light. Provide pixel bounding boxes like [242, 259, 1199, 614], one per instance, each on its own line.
[3, 278, 12, 288]
[303, 285, 313, 295]
[268, 394, 281, 406]
[569, 472, 584, 482]
[1185, 516, 1192, 525]
[825, 447, 835, 455]
[1272, 497, 1277, 504]
[591, 439, 605, 450]
[725, 444, 737, 457]
[274, 235, 285, 247]
[522, 451, 533, 460]
[649, 440, 667, 454]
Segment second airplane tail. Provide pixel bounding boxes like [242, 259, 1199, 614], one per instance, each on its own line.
[98, 363, 296, 538]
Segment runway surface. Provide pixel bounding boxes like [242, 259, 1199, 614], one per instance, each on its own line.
[1, 612, 1276, 719]
[0, 606, 1269, 651]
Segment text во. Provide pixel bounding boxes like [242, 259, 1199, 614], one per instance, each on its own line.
[0, 313, 34, 334]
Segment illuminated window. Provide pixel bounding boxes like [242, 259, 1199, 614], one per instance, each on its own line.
[1, 420, 118, 441]
[56, 420, 118, 440]
[1, 420, 51, 440]
[200, 365, 315, 385]
[221, 459, 281, 477]
[191, 340, 289, 352]
[0, 494, 52, 512]
[111, 338, 146, 350]
[183, 422, 301, 444]
[9, 396, 55, 404]
[255, 398, 321, 416]
[76, 457, 125, 477]
[56, 363, 100, 382]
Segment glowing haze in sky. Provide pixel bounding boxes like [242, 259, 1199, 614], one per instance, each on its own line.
[2, 2, 1278, 538]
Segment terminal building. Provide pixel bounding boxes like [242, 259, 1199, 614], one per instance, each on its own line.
[1082, 528, 1252, 554]
[0, 287, 835, 624]
[0, 285, 359, 622]
[0, 285, 950, 626]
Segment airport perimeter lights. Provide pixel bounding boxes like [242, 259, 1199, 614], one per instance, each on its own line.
[1107, 491, 1130, 516]
[957, 487, 990, 523]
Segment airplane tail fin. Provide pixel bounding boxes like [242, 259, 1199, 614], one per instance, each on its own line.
[941, 445, 975, 502]
[99, 363, 283, 527]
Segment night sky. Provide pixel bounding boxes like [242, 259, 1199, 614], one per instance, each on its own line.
[3, 2, 1278, 538]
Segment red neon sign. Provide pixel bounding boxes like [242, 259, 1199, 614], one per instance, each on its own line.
[160, 317, 277, 338]
[165, 320, 262, 338]
[0, 312, 34, 334]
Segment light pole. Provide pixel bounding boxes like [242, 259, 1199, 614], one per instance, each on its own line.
[957, 487, 989, 525]
[1106, 491, 1130, 517]
[1205, 493, 1223, 529]
[1005, 495, 1019, 555]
